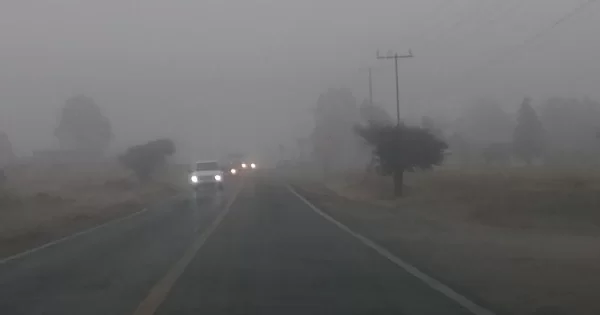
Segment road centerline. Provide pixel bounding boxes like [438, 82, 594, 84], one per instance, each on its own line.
[133, 182, 244, 315]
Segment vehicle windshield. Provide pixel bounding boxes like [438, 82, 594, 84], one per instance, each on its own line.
[195, 162, 219, 171]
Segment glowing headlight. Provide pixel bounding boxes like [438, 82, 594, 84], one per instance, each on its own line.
[241, 163, 247, 169]
[214, 174, 222, 181]
[230, 168, 237, 174]
[190, 175, 198, 183]
[250, 163, 256, 169]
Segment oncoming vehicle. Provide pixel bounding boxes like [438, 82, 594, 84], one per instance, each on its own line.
[189, 160, 224, 193]
[223, 153, 244, 175]
[240, 161, 257, 171]
[224, 160, 241, 175]
[224, 153, 257, 174]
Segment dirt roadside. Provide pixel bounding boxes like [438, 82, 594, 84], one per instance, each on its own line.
[292, 180, 600, 315]
[0, 163, 187, 259]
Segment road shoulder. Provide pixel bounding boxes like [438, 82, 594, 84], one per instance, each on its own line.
[290, 181, 598, 315]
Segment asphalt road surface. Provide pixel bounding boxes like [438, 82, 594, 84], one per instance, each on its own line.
[0, 176, 485, 315]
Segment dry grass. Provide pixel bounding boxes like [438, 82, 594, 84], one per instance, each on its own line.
[329, 167, 600, 235]
[0, 162, 186, 257]
[302, 167, 600, 314]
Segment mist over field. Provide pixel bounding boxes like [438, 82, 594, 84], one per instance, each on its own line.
[3, 2, 600, 314]
[1, 0, 599, 165]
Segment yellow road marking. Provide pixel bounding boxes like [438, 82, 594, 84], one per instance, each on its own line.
[133, 183, 243, 315]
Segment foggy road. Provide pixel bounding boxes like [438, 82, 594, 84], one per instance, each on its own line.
[0, 176, 485, 315]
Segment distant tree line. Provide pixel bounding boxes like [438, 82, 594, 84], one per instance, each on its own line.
[306, 87, 600, 196]
[1, 94, 176, 182]
[445, 96, 600, 166]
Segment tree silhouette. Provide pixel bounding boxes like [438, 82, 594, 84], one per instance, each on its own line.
[513, 97, 544, 164]
[55, 95, 112, 153]
[356, 124, 447, 196]
[119, 139, 175, 181]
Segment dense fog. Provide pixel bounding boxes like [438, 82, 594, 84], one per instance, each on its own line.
[1, 0, 599, 166]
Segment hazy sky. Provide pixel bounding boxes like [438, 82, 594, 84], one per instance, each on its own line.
[1, 0, 599, 158]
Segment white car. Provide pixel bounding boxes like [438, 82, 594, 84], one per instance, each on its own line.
[189, 160, 224, 191]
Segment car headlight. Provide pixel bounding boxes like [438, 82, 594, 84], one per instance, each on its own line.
[190, 175, 198, 183]
[250, 163, 256, 169]
[230, 168, 237, 174]
[241, 163, 247, 169]
[214, 174, 222, 181]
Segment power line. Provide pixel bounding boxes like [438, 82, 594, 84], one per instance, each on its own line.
[415, 0, 546, 65]
[410, 0, 479, 48]
[418, 0, 498, 50]
[474, 0, 533, 31]
[445, 0, 531, 49]
[409, 0, 532, 72]
[407, 0, 462, 46]
[448, 0, 599, 83]
[430, 0, 599, 103]
[434, 0, 513, 45]
[525, 0, 598, 46]
[484, 0, 599, 67]
[417, 0, 600, 108]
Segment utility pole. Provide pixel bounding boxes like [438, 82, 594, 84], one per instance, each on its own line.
[376, 50, 414, 125]
[368, 67, 373, 106]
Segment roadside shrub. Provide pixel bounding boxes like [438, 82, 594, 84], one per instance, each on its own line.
[119, 139, 175, 181]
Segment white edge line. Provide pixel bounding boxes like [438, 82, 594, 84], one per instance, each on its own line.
[0, 207, 149, 264]
[287, 185, 496, 315]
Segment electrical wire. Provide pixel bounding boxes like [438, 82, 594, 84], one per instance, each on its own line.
[406, 0, 462, 46]
[448, 0, 532, 48]
[444, 0, 598, 84]
[484, 0, 600, 67]
[429, 0, 600, 101]
[417, 0, 498, 50]
[475, 0, 533, 31]
[437, 0, 515, 45]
